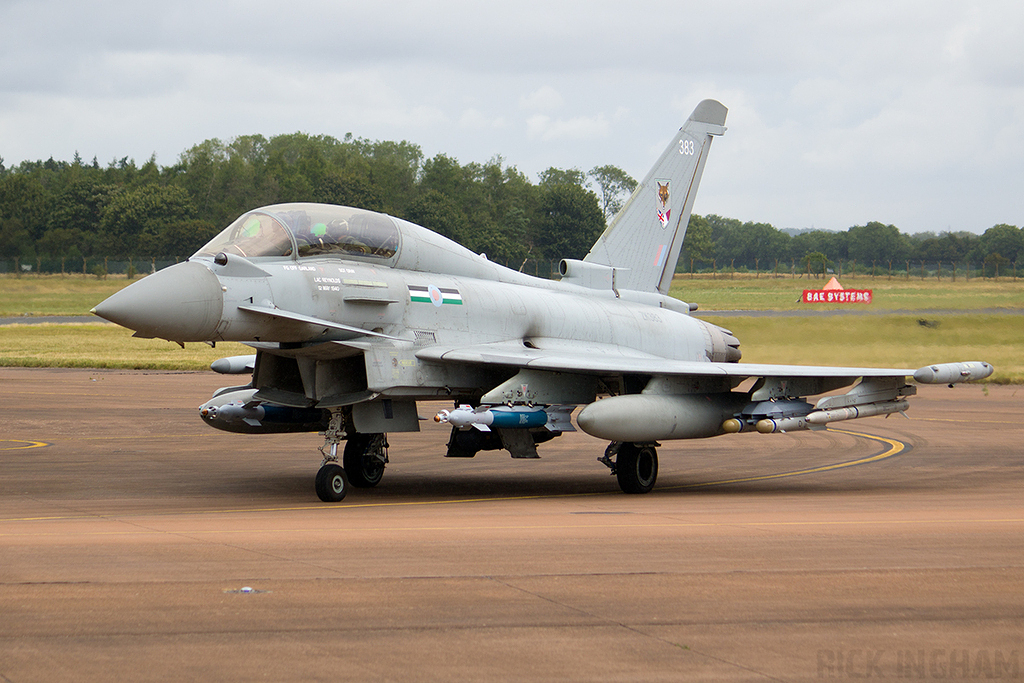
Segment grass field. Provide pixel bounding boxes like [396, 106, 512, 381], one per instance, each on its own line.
[0, 274, 135, 317]
[701, 314, 1022, 384]
[0, 323, 252, 371]
[669, 273, 1024, 311]
[2, 315, 1017, 381]
[2, 272, 1024, 316]
[1, 272, 1021, 381]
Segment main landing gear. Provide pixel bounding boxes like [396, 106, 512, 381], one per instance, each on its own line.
[343, 433, 388, 488]
[599, 442, 659, 494]
[314, 412, 388, 502]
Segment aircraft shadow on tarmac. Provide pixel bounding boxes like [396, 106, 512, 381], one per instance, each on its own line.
[208, 445, 989, 505]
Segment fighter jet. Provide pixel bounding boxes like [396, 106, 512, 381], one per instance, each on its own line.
[92, 100, 993, 502]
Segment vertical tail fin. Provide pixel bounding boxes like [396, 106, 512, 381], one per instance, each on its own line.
[583, 100, 727, 294]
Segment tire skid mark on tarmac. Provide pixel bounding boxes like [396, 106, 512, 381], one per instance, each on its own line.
[1, 428, 910, 523]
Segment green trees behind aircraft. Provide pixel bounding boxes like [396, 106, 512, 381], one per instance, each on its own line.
[0, 134, 1019, 273]
[0, 133, 618, 266]
[682, 215, 1021, 275]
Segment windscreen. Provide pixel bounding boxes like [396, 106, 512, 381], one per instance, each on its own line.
[194, 204, 400, 261]
[194, 211, 294, 259]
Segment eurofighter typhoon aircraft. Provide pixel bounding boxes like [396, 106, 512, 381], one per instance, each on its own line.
[92, 100, 992, 502]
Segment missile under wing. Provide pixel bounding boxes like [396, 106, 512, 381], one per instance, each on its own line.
[93, 100, 993, 502]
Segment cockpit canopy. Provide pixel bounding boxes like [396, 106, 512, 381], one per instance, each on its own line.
[194, 203, 401, 261]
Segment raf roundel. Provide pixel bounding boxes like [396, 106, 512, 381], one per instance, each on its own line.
[427, 285, 444, 307]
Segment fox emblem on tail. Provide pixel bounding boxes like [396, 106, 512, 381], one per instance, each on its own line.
[656, 181, 671, 227]
[657, 181, 670, 207]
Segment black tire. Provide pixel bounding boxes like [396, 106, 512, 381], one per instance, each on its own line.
[315, 463, 348, 502]
[616, 443, 658, 494]
[343, 433, 387, 488]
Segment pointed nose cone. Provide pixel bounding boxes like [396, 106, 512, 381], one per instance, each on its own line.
[92, 261, 224, 342]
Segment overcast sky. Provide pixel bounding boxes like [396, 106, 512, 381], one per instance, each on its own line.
[1, 0, 1021, 234]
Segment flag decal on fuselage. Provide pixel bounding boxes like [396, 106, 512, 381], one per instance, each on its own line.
[409, 284, 463, 307]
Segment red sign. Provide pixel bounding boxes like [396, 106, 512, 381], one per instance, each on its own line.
[802, 289, 873, 304]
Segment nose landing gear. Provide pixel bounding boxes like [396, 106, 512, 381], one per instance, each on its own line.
[314, 411, 388, 502]
[315, 463, 348, 502]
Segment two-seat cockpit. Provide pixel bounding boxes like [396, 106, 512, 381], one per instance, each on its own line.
[194, 203, 401, 262]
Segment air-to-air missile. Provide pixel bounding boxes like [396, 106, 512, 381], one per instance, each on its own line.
[750, 398, 911, 434]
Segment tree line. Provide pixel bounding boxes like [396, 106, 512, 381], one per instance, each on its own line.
[685, 215, 1023, 278]
[0, 134, 631, 272]
[0, 133, 1020, 277]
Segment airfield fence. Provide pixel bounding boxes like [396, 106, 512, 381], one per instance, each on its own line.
[0, 257, 1019, 281]
[0, 257, 186, 277]
[680, 259, 1021, 281]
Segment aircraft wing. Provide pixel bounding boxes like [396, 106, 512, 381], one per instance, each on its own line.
[416, 339, 992, 385]
[417, 339, 909, 379]
[416, 339, 991, 444]
[235, 308, 920, 379]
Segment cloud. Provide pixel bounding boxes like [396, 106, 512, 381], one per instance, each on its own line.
[459, 109, 507, 130]
[1, 0, 1023, 233]
[525, 114, 610, 143]
[519, 86, 564, 113]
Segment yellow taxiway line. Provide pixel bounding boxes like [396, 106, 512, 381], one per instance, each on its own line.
[666, 427, 905, 490]
[0, 439, 49, 451]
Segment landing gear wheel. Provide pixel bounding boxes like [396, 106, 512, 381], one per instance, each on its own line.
[615, 443, 658, 494]
[343, 433, 387, 488]
[315, 463, 349, 502]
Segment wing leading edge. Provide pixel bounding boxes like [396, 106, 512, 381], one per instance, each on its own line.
[415, 339, 991, 384]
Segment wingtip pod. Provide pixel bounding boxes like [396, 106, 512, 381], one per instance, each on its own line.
[913, 361, 993, 385]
